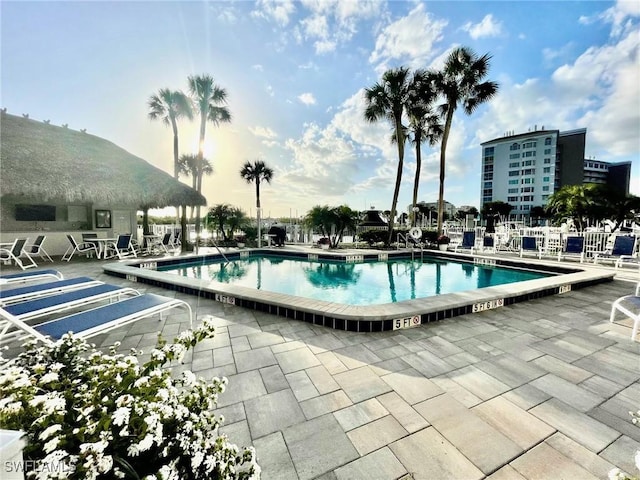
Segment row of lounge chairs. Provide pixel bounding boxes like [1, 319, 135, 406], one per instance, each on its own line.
[1, 233, 181, 271]
[441, 231, 638, 268]
[0, 269, 192, 346]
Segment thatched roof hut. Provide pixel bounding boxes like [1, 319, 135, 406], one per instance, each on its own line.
[0, 112, 205, 208]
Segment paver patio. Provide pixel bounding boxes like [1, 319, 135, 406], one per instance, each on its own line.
[1, 255, 639, 479]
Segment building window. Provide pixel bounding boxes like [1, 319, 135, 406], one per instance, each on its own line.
[484, 146, 494, 155]
[542, 186, 550, 192]
[522, 168, 535, 175]
[523, 151, 536, 158]
[544, 158, 551, 164]
[484, 173, 493, 181]
[545, 137, 552, 145]
[543, 167, 551, 173]
[508, 196, 518, 202]
[509, 179, 519, 185]
[484, 156, 494, 163]
[521, 186, 534, 193]
[508, 188, 518, 193]
[509, 162, 520, 168]
[509, 170, 520, 177]
[484, 182, 492, 188]
[543, 176, 550, 182]
[522, 204, 531, 210]
[523, 160, 535, 166]
[483, 189, 493, 196]
[522, 141, 537, 149]
[510, 143, 520, 151]
[541, 195, 549, 201]
[484, 164, 493, 172]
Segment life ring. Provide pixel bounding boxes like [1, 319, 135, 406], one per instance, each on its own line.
[409, 227, 422, 240]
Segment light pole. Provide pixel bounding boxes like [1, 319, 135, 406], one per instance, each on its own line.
[412, 206, 420, 228]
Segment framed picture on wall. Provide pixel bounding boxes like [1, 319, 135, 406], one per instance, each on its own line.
[95, 210, 112, 229]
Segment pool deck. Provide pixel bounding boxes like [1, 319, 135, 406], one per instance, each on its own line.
[1, 248, 639, 479]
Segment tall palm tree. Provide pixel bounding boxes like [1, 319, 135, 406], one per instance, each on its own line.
[178, 153, 214, 221]
[364, 66, 411, 245]
[428, 47, 499, 235]
[147, 88, 193, 180]
[188, 74, 232, 237]
[406, 69, 442, 226]
[240, 159, 274, 247]
[148, 88, 193, 252]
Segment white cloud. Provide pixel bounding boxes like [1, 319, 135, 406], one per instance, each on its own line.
[369, 3, 447, 71]
[580, 0, 640, 37]
[265, 84, 275, 97]
[298, 92, 316, 105]
[249, 126, 278, 139]
[252, 64, 264, 71]
[251, 0, 296, 26]
[462, 14, 503, 39]
[260, 0, 383, 54]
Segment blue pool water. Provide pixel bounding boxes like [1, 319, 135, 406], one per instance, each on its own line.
[159, 256, 550, 305]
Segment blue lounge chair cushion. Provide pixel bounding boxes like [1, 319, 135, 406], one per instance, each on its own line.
[612, 236, 635, 256]
[565, 237, 584, 253]
[4, 284, 135, 318]
[522, 237, 537, 250]
[462, 232, 475, 248]
[0, 277, 96, 301]
[36, 294, 187, 340]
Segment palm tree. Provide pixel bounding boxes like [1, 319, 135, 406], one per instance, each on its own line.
[147, 88, 193, 180]
[188, 74, 231, 238]
[406, 69, 442, 226]
[205, 203, 233, 241]
[148, 88, 193, 252]
[428, 47, 499, 235]
[546, 184, 595, 231]
[240, 159, 274, 247]
[364, 66, 411, 244]
[178, 153, 214, 221]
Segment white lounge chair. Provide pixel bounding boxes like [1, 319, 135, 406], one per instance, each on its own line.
[62, 234, 99, 262]
[0, 269, 63, 285]
[0, 238, 38, 270]
[0, 277, 101, 306]
[0, 293, 193, 346]
[2, 283, 140, 321]
[609, 283, 640, 341]
[27, 235, 54, 263]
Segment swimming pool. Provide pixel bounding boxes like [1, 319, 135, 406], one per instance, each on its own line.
[104, 248, 615, 332]
[158, 256, 549, 305]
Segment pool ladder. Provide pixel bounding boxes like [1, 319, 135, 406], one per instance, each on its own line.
[397, 233, 424, 262]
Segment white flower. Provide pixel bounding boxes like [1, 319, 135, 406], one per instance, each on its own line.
[112, 407, 131, 427]
[134, 376, 149, 388]
[40, 371, 59, 384]
[182, 371, 196, 386]
[39, 424, 63, 441]
[43, 436, 60, 454]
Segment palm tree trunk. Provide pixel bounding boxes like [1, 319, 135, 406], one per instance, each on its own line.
[256, 180, 261, 247]
[412, 131, 423, 227]
[437, 107, 454, 235]
[171, 118, 180, 180]
[388, 118, 405, 245]
[195, 111, 207, 239]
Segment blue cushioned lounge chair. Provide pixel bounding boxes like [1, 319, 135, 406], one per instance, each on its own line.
[0, 269, 64, 285]
[0, 277, 101, 306]
[557, 236, 585, 263]
[519, 236, 542, 259]
[0, 293, 193, 345]
[454, 231, 476, 253]
[3, 283, 140, 321]
[594, 235, 637, 269]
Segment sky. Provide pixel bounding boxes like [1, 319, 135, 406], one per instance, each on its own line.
[1, 0, 639, 220]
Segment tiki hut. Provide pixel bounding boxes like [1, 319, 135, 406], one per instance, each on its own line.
[0, 112, 206, 254]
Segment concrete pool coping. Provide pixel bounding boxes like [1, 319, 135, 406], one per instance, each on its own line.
[103, 248, 616, 332]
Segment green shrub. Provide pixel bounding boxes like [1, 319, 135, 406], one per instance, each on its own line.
[0, 320, 260, 480]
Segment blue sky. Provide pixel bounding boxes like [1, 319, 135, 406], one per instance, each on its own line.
[2, 0, 638, 218]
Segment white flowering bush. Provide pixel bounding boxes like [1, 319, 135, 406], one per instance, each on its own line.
[608, 409, 640, 480]
[0, 317, 260, 480]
